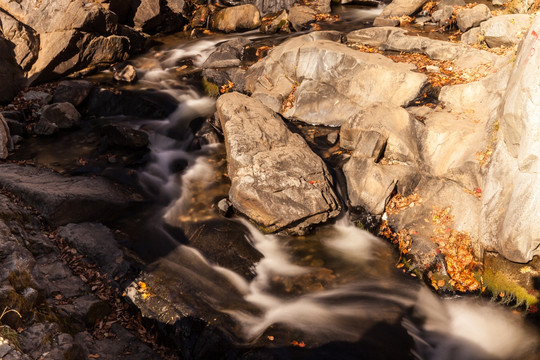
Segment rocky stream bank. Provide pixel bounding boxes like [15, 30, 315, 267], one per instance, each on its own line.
[1, 0, 540, 359]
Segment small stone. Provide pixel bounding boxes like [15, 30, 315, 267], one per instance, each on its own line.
[327, 131, 338, 145]
[217, 198, 233, 217]
[373, 17, 400, 27]
[114, 64, 137, 83]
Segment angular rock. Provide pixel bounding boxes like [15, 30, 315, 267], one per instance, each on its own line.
[480, 14, 531, 48]
[456, 4, 491, 32]
[56, 295, 110, 328]
[246, 33, 427, 126]
[344, 158, 419, 214]
[58, 223, 129, 279]
[42, 102, 81, 129]
[211, 4, 261, 33]
[0, 35, 23, 103]
[0, 114, 11, 159]
[102, 124, 149, 148]
[461, 27, 482, 45]
[347, 27, 405, 47]
[481, 17, 540, 262]
[379, 0, 428, 18]
[202, 38, 250, 69]
[340, 103, 419, 163]
[113, 64, 137, 82]
[52, 80, 94, 106]
[217, 92, 340, 233]
[372, 17, 400, 27]
[191, 5, 210, 28]
[431, 5, 453, 25]
[133, 0, 161, 31]
[260, 10, 290, 34]
[288, 5, 317, 31]
[0, 11, 39, 71]
[80, 34, 129, 65]
[0, 164, 143, 226]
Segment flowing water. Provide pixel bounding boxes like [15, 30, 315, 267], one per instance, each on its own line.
[11, 4, 539, 359]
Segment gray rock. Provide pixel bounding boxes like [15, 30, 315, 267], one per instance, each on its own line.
[246, 33, 427, 126]
[344, 158, 419, 214]
[347, 27, 406, 47]
[432, 5, 453, 24]
[23, 90, 52, 104]
[456, 4, 491, 32]
[288, 5, 317, 31]
[202, 38, 250, 69]
[19, 323, 61, 359]
[41, 102, 81, 129]
[480, 14, 531, 48]
[33, 260, 86, 298]
[5, 118, 24, 137]
[211, 4, 261, 33]
[81, 34, 129, 65]
[340, 103, 419, 163]
[372, 17, 400, 27]
[480, 17, 540, 262]
[217, 92, 340, 233]
[52, 80, 94, 106]
[58, 223, 129, 279]
[134, 0, 161, 31]
[56, 295, 110, 327]
[379, 0, 429, 18]
[461, 27, 482, 45]
[113, 64, 137, 82]
[0, 164, 143, 226]
[0, 36, 23, 103]
[439, 0, 464, 5]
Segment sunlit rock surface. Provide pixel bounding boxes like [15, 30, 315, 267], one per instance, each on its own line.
[217, 92, 340, 233]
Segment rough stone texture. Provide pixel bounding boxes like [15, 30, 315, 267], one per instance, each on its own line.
[133, 0, 161, 31]
[260, 9, 289, 34]
[461, 27, 482, 45]
[58, 223, 129, 279]
[378, 0, 428, 18]
[246, 32, 427, 126]
[0, 10, 39, 71]
[52, 80, 94, 106]
[102, 124, 149, 148]
[38, 102, 81, 133]
[0, 164, 143, 226]
[113, 64, 137, 82]
[456, 4, 491, 32]
[0, 114, 11, 159]
[340, 103, 419, 163]
[480, 14, 531, 48]
[481, 17, 540, 262]
[217, 92, 340, 233]
[347, 27, 405, 47]
[202, 38, 250, 69]
[211, 5, 261, 33]
[288, 5, 317, 31]
[431, 5, 453, 24]
[0, 0, 133, 85]
[0, 35, 23, 103]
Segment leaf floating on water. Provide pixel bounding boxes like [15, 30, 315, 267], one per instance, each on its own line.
[291, 340, 306, 348]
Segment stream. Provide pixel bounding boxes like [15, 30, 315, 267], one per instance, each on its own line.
[10, 3, 540, 359]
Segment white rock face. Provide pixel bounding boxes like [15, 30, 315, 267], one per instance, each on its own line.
[481, 16, 540, 262]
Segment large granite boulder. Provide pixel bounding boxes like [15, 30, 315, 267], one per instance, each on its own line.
[217, 92, 340, 233]
[480, 14, 532, 48]
[481, 16, 540, 262]
[211, 4, 261, 33]
[246, 32, 427, 126]
[455, 4, 491, 32]
[0, 0, 133, 84]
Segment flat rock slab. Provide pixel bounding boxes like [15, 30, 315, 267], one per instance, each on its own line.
[0, 164, 143, 226]
[217, 92, 340, 233]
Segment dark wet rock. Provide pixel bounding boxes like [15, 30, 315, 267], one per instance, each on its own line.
[56, 295, 111, 328]
[0, 36, 23, 103]
[190, 5, 211, 28]
[260, 10, 290, 34]
[0, 164, 143, 226]
[202, 38, 250, 69]
[19, 323, 61, 360]
[23, 90, 53, 104]
[58, 223, 130, 279]
[33, 260, 87, 298]
[221, 0, 296, 16]
[52, 80, 94, 106]
[34, 102, 81, 136]
[246, 32, 426, 126]
[203, 68, 247, 94]
[133, 0, 162, 31]
[216, 198, 233, 217]
[288, 5, 317, 31]
[83, 87, 178, 118]
[0, 336, 31, 360]
[114, 64, 138, 82]
[102, 124, 149, 148]
[74, 325, 162, 360]
[480, 14, 531, 48]
[217, 92, 340, 233]
[211, 4, 261, 33]
[456, 4, 491, 32]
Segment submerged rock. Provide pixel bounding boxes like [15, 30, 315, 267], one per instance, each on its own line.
[217, 92, 340, 233]
[246, 32, 427, 126]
